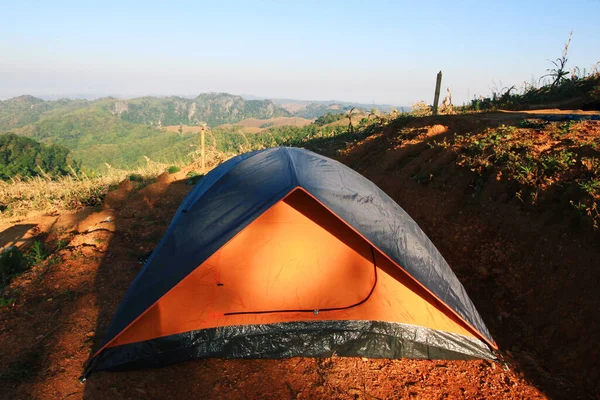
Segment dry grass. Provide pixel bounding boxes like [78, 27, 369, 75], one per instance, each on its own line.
[0, 159, 181, 218]
[279, 103, 307, 113]
[215, 116, 314, 133]
[162, 125, 206, 134]
[164, 117, 313, 135]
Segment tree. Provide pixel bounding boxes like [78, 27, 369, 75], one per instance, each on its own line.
[347, 107, 356, 134]
[0, 133, 77, 180]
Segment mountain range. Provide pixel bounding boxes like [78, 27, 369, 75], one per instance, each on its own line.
[0, 92, 401, 173]
[241, 95, 407, 118]
[0, 93, 290, 132]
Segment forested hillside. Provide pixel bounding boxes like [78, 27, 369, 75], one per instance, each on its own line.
[11, 108, 195, 171]
[0, 93, 291, 132]
[0, 95, 89, 132]
[292, 103, 355, 119]
[0, 93, 295, 171]
[0, 93, 402, 172]
[4, 104, 348, 172]
[0, 133, 77, 180]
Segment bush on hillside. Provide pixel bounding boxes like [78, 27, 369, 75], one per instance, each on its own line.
[0, 246, 28, 289]
[0, 133, 79, 180]
[314, 112, 346, 126]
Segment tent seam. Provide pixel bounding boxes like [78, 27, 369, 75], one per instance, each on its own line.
[283, 147, 299, 186]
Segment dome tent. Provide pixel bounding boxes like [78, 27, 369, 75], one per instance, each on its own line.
[83, 147, 496, 378]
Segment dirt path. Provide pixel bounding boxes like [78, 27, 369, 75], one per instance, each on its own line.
[499, 108, 600, 115]
[1, 111, 599, 399]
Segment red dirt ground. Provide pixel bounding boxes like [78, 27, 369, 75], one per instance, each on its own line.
[1, 111, 599, 399]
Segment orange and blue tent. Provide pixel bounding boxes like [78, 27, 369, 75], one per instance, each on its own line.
[83, 147, 496, 377]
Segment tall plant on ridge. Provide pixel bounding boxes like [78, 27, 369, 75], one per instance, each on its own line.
[541, 30, 573, 87]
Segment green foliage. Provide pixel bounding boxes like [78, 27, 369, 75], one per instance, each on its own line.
[0, 241, 54, 290]
[579, 180, 600, 195]
[55, 238, 70, 251]
[579, 157, 600, 196]
[0, 94, 293, 172]
[186, 171, 204, 185]
[26, 241, 48, 266]
[0, 95, 90, 132]
[0, 133, 78, 180]
[14, 107, 196, 171]
[452, 121, 600, 228]
[0, 246, 28, 289]
[294, 104, 358, 119]
[454, 124, 577, 188]
[519, 119, 549, 130]
[0, 296, 15, 307]
[0, 94, 398, 175]
[128, 173, 144, 182]
[166, 165, 180, 174]
[314, 112, 347, 126]
[540, 150, 575, 174]
[0, 94, 400, 174]
[558, 121, 574, 136]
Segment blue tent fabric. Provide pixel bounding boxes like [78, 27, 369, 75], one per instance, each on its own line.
[88, 147, 494, 375]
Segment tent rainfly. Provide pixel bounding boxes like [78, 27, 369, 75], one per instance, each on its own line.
[83, 147, 496, 378]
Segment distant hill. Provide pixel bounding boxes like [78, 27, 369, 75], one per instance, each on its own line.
[250, 96, 408, 117]
[0, 95, 90, 132]
[9, 107, 196, 172]
[0, 93, 291, 131]
[0, 93, 294, 171]
[289, 103, 356, 119]
[0, 92, 399, 172]
[114, 93, 291, 127]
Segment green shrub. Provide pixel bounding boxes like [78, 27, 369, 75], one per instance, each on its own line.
[128, 173, 144, 182]
[26, 241, 48, 266]
[56, 238, 70, 251]
[166, 165, 181, 174]
[186, 171, 204, 186]
[0, 296, 15, 308]
[0, 246, 28, 289]
[314, 112, 346, 126]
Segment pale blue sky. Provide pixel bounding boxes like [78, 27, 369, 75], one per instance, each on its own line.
[1, 0, 599, 105]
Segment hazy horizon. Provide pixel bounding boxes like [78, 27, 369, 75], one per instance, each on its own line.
[0, 92, 406, 107]
[2, 0, 599, 105]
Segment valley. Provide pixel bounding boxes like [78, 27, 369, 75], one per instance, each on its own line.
[0, 93, 374, 173]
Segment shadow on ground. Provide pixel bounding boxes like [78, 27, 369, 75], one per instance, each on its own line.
[0, 224, 38, 250]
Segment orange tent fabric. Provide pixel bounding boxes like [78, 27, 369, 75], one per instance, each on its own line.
[106, 189, 485, 349]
